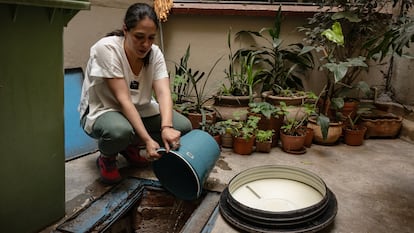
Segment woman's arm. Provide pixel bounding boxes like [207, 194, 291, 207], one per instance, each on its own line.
[105, 77, 161, 157]
[153, 78, 181, 151]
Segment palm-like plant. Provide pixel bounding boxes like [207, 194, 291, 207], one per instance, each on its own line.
[171, 45, 193, 104]
[365, 0, 414, 60]
[235, 6, 314, 95]
[172, 44, 222, 114]
[240, 51, 263, 102]
[219, 29, 264, 98]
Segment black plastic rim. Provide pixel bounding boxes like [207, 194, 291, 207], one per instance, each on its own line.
[222, 187, 331, 227]
[219, 188, 338, 233]
[227, 166, 328, 218]
[218, 165, 338, 232]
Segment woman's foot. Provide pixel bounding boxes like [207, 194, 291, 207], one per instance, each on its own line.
[96, 154, 122, 184]
[120, 145, 150, 167]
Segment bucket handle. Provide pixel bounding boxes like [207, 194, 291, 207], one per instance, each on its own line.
[186, 152, 194, 159]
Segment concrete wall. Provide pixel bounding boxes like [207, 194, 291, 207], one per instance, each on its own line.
[162, 13, 312, 96]
[63, 0, 414, 105]
[393, 49, 414, 105]
[63, 2, 317, 96]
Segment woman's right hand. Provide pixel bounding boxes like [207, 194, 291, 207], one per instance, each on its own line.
[144, 139, 161, 161]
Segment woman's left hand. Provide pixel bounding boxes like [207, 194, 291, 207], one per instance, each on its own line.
[161, 127, 181, 152]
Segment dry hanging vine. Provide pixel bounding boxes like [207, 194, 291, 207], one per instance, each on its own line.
[154, 0, 173, 22]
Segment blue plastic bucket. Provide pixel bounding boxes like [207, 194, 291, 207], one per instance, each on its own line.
[153, 129, 221, 200]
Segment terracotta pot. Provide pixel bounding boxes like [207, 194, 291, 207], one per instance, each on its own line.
[280, 130, 306, 153]
[233, 136, 255, 155]
[247, 112, 283, 147]
[360, 114, 403, 138]
[344, 126, 367, 146]
[213, 94, 257, 107]
[307, 117, 343, 145]
[341, 99, 360, 120]
[255, 140, 272, 153]
[316, 97, 335, 119]
[213, 94, 259, 121]
[271, 116, 284, 147]
[186, 109, 217, 129]
[213, 134, 222, 146]
[284, 106, 307, 122]
[221, 133, 234, 148]
[262, 91, 307, 106]
[304, 127, 314, 148]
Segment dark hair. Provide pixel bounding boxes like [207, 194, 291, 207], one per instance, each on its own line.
[106, 3, 159, 66]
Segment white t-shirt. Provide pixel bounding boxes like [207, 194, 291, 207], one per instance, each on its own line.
[78, 36, 168, 133]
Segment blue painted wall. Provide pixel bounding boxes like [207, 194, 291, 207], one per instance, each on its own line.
[64, 68, 97, 160]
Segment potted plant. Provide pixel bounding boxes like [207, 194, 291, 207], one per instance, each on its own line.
[298, 0, 405, 143]
[247, 101, 284, 146]
[299, 0, 392, 97]
[354, 0, 413, 138]
[280, 118, 307, 154]
[255, 129, 274, 153]
[200, 120, 226, 146]
[303, 127, 314, 148]
[360, 110, 403, 139]
[235, 6, 314, 107]
[171, 44, 192, 105]
[213, 29, 264, 120]
[279, 100, 316, 154]
[215, 119, 238, 148]
[302, 21, 369, 144]
[172, 44, 222, 129]
[232, 114, 260, 155]
[343, 112, 367, 146]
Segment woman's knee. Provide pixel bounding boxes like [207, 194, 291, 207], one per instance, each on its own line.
[94, 112, 134, 144]
[106, 123, 133, 143]
[173, 111, 192, 134]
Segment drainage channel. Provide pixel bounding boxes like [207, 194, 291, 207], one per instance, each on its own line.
[56, 177, 220, 233]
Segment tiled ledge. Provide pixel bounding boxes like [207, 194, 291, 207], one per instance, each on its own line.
[171, 2, 324, 17]
[171, 2, 394, 17]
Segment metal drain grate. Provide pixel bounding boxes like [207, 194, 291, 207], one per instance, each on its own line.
[56, 177, 221, 233]
[56, 178, 161, 233]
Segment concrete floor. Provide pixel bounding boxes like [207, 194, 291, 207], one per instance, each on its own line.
[41, 136, 414, 233]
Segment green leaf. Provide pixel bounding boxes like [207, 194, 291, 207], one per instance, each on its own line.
[323, 62, 348, 82]
[316, 114, 330, 140]
[331, 12, 361, 23]
[345, 56, 368, 67]
[355, 81, 371, 96]
[321, 22, 344, 46]
[331, 97, 344, 110]
[299, 45, 315, 55]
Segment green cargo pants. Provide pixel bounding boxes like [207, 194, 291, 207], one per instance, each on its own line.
[81, 111, 192, 156]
